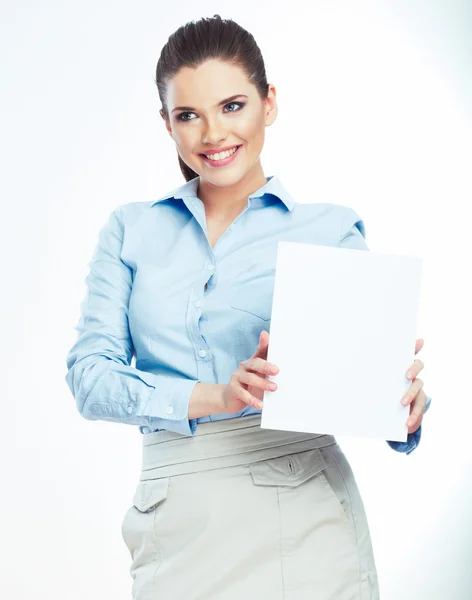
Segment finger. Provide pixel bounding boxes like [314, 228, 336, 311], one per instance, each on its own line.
[401, 377, 424, 405]
[406, 390, 427, 430]
[415, 338, 425, 355]
[238, 370, 277, 391]
[252, 330, 270, 359]
[405, 359, 425, 380]
[233, 385, 264, 410]
[242, 357, 279, 376]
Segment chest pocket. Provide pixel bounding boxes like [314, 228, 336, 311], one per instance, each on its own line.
[230, 280, 274, 321]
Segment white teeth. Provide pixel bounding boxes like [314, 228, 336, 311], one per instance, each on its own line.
[204, 146, 238, 161]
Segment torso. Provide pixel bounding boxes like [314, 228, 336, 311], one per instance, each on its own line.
[207, 221, 231, 249]
[204, 218, 234, 291]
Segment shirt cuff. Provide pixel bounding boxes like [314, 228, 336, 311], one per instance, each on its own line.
[386, 395, 432, 455]
[142, 377, 200, 436]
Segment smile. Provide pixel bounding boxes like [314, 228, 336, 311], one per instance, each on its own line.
[199, 145, 242, 167]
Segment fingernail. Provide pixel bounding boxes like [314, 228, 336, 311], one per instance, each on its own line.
[406, 418, 413, 427]
[270, 366, 279, 374]
[402, 396, 410, 405]
[406, 370, 414, 379]
[256, 401, 263, 409]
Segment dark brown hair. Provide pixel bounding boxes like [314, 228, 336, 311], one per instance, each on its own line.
[155, 14, 269, 182]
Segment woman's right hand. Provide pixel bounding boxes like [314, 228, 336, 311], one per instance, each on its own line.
[222, 330, 279, 414]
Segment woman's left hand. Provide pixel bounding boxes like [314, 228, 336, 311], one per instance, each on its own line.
[402, 338, 428, 434]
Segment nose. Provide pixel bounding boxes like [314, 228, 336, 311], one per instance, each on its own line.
[202, 118, 227, 146]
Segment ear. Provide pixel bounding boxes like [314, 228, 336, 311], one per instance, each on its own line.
[264, 84, 278, 127]
[160, 109, 174, 139]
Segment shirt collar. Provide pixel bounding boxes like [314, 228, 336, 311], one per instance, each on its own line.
[151, 174, 295, 212]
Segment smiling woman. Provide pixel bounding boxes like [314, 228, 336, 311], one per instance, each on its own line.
[155, 23, 277, 218]
[64, 12, 432, 600]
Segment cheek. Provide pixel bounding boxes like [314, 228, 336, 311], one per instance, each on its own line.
[236, 114, 265, 147]
[173, 128, 192, 149]
[171, 120, 199, 147]
[242, 111, 263, 133]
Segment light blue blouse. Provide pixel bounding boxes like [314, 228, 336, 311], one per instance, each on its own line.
[65, 174, 431, 454]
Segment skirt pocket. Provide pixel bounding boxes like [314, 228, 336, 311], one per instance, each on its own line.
[249, 446, 357, 538]
[121, 477, 170, 572]
[248, 446, 364, 597]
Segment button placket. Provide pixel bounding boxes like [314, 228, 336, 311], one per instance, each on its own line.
[187, 288, 209, 364]
[203, 262, 215, 293]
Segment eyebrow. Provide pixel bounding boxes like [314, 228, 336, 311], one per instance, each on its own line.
[171, 94, 248, 114]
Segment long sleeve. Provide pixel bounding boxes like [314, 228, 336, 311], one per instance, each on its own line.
[339, 207, 431, 455]
[65, 206, 200, 436]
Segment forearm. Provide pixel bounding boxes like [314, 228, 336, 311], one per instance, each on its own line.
[188, 383, 227, 419]
[66, 350, 201, 435]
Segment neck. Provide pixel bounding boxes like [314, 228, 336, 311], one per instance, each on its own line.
[197, 163, 267, 221]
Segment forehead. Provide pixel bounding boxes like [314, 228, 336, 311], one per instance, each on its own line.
[166, 59, 253, 108]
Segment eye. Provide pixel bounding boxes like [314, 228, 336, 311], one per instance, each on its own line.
[176, 101, 246, 122]
[177, 112, 194, 122]
[224, 101, 245, 113]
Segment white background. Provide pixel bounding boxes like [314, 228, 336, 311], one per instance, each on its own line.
[1, 1, 471, 598]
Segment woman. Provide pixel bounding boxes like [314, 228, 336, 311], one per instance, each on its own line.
[65, 14, 432, 599]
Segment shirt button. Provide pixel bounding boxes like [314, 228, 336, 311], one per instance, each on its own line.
[199, 349, 207, 357]
[207, 264, 214, 271]
[194, 300, 201, 307]
[142, 426, 151, 434]
[127, 406, 133, 414]
[166, 405, 174, 415]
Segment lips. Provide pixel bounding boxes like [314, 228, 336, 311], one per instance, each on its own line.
[199, 145, 241, 157]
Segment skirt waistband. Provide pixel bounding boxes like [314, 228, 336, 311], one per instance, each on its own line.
[140, 415, 337, 480]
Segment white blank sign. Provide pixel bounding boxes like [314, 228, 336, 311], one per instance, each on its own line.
[261, 241, 423, 442]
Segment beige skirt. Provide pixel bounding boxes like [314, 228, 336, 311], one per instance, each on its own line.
[121, 415, 380, 599]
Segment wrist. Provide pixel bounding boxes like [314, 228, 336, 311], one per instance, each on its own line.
[188, 383, 227, 419]
[210, 383, 227, 414]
